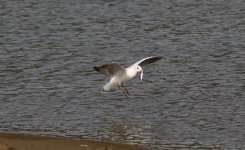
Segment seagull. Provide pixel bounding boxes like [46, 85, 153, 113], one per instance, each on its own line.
[93, 56, 162, 96]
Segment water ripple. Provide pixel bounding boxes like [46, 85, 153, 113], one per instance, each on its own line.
[0, 0, 244, 149]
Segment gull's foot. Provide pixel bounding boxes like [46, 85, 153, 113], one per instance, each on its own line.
[119, 86, 130, 97]
[121, 91, 129, 97]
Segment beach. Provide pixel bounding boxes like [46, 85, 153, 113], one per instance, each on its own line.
[0, 133, 148, 150]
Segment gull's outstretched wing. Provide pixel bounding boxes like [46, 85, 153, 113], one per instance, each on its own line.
[130, 56, 162, 67]
[93, 63, 125, 77]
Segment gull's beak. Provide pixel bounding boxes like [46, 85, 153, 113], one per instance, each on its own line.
[140, 70, 144, 82]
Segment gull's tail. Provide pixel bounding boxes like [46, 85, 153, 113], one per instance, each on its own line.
[93, 66, 100, 72]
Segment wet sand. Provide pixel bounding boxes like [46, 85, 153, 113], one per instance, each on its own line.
[0, 133, 148, 150]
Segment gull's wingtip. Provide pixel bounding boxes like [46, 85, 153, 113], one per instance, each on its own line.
[137, 56, 162, 66]
[151, 56, 162, 60]
[144, 56, 162, 61]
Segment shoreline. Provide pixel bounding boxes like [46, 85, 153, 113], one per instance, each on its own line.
[0, 133, 148, 150]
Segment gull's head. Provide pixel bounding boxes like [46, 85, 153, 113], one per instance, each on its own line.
[135, 66, 143, 73]
[135, 66, 144, 82]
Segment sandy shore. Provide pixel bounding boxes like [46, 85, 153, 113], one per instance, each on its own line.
[0, 133, 148, 150]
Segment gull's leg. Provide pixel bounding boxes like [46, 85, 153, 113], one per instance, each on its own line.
[119, 83, 130, 96]
[119, 86, 129, 97]
[122, 85, 130, 96]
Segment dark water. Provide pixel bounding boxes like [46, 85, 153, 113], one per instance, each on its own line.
[0, 0, 244, 149]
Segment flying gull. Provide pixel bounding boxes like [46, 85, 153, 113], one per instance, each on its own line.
[93, 56, 162, 96]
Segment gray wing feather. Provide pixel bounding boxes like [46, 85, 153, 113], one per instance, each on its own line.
[93, 63, 125, 77]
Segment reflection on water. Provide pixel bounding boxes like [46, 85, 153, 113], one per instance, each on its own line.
[0, 0, 244, 149]
[105, 122, 222, 149]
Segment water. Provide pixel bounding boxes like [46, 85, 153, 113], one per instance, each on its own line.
[0, 0, 244, 149]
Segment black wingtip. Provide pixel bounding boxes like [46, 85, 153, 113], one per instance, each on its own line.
[154, 56, 162, 60]
[138, 56, 162, 66]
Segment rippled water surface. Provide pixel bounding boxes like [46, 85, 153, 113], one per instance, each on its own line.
[0, 0, 244, 149]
